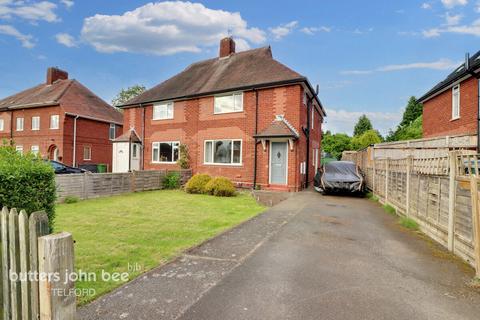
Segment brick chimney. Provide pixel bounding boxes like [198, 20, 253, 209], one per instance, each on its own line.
[46, 67, 68, 85]
[219, 37, 235, 58]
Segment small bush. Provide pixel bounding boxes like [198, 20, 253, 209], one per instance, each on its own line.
[185, 174, 211, 194]
[205, 177, 236, 197]
[176, 144, 190, 169]
[64, 196, 79, 204]
[163, 172, 180, 189]
[399, 217, 419, 230]
[383, 204, 396, 215]
[0, 144, 56, 231]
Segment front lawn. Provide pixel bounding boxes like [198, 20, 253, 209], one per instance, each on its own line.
[55, 190, 265, 305]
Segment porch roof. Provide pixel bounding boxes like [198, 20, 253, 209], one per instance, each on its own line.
[254, 117, 299, 139]
[113, 128, 142, 143]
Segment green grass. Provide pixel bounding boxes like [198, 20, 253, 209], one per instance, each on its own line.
[55, 190, 265, 305]
[382, 204, 396, 215]
[399, 217, 419, 230]
[366, 192, 379, 202]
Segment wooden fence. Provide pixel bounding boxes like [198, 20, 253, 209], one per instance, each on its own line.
[1, 207, 75, 319]
[55, 169, 192, 201]
[362, 152, 480, 277]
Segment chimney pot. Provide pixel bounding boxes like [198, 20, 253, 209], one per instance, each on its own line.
[219, 37, 235, 58]
[46, 67, 68, 85]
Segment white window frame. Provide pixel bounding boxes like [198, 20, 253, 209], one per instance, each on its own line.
[109, 123, 116, 140]
[151, 141, 180, 163]
[204, 139, 242, 166]
[311, 106, 315, 130]
[31, 116, 40, 131]
[452, 84, 460, 120]
[16, 117, 24, 131]
[83, 146, 92, 161]
[153, 102, 174, 120]
[50, 115, 59, 129]
[15, 145, 23, 154]
[30, 145, 39, 155]
[0, 118, 4, 131]
[214, 92, 243, 114]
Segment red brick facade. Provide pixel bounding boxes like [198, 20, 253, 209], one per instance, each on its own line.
[423, 76, 479, 138]
[124, 84, 323, 191]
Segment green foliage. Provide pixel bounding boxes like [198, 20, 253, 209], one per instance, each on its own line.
[400, 96, 423, 127]
[322, 130, 352, 160]
[386, 97, 423, 142]
[185, 174, 212, 194]
[176, 144, 190, 169]
[383, 204, 396, 215]
[111, 85, 146, 107]
[353, 115, 373, 137]
[64, 196, 79, 204]
[366, 192, 379, 202]
[351, 129, 382, 150]
[205, 177, 236, 197]
[162, 172, 181, 189]
[0, 145, 56, 231]
[399, 217, 419, 230]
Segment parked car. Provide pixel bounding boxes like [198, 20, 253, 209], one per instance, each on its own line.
[45, 160, 87, 174]
[314, 161, 365, 194]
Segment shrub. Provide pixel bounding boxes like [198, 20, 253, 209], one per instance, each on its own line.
[64, 196, 80, 204]
[0, 144, 56, 231]
[205, 177, 236, 197]
[163, 172, 180, 189]
[176, 144, 190, 169]
[185, 174, 211, 194]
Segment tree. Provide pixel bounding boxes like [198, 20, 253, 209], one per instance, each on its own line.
[353, 115, 373, 136]
[400, 96, 423, 127]
[351, 129, 382, 150]
[322, 131, 352, 160]
[111, 85, 146, 107]
[386, 96, 423, 142]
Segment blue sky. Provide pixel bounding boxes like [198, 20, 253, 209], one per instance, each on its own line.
[0, 0, 478, 135]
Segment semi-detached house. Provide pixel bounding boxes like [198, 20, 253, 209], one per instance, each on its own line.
[117, 37, 326, 191]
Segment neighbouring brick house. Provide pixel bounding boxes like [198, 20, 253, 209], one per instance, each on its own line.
[420, 50, 480, 138]
[0, 67, 123, 170]
[118, 38, 325, 191]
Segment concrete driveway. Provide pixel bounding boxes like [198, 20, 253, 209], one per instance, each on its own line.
[79, 191, 480, 320]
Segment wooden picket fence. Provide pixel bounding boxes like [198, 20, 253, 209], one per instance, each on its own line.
[1, 207, 75, 320]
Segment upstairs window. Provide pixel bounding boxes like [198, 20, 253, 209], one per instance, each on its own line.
[153, 102, 174, 120]
[31, 116, 40, 130]
[0, 118, 4, 131]
[109, 124, 116, 140]
[152, 141, 179, 163]
[311, 106, 315, 130]
[452, 85, 460, 120]
[214, 93, 243, 114]
[16, 117, 24, 131]
[50, 115, 59, 129]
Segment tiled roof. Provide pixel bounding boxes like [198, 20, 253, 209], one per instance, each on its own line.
[114, 128, 142, 143]
[254, 117, 300, 139]
[0, 79, 123, 124]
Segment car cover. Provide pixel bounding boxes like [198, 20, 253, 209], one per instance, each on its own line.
[314, 161, 364, 192]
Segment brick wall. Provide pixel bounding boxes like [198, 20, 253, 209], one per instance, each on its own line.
[124, 84, 324, 191]
[423, 77, 479, 138]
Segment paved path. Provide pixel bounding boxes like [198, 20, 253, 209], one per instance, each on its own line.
[79, 191, 480, 320]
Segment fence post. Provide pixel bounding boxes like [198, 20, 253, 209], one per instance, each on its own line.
[1, 207, 10, 320]
[469, 176, 480, 278]
[406, 156, 412, 217]
[448, 151, 457, 252]
[372, 158, 376, 194]
[18, 210, 31, 320]
[8, 208, 21, 319]
[38, 232, 76, 320]
[385, 158, 390, 203]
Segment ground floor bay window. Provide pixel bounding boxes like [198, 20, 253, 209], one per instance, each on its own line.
[152, 141, 179, 163]
[204, 139, 242, 165]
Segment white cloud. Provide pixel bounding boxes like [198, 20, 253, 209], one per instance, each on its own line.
[353, 27, 373, 35]
[441, 0, 468, 8]
[61, 0, 74, 8]
[323, 109, 402, 135]
[341, 58, 460, 75]
[421, 3, 432, 9]
[0, 24, 34, 48]
[55, 32, 77, 47]
[445, 12, 462, 26]
[81, 1, 266, 55]
[0, 0, 58, 22]
[423, 18, 480, 37]
[476, 1, 480, 12]
[300, 26, 331, 35]
[269, 21, 298, 40]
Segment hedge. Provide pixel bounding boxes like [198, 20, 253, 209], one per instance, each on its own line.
[0, 145, 56, 231]
[204, 177, 236, 197]
[185, 174, 211, 194]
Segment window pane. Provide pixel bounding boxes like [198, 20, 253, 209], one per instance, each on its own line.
[205, 141, 212, 163]
[215, 95, 234, 113]
[214, 140, 232, 163]
[0, 119, 4, 131]
[167, 103, 174, 118]
[160, 143, 173, 162]
[32, 117, 40, 130]
[233, 141, 241, 163]
[234, 94, 243, 111]
[153, 105, 160, 119]
[152, 144, 159, 162]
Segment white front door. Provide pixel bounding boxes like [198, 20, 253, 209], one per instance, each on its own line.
[270, 142, 288, 185]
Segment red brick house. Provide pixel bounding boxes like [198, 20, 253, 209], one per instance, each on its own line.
[0, 67, 123, 170]
[420, 51, 480, 139]
[118, 38, 325, 191]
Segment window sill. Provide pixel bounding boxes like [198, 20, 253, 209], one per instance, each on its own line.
[203, 163, 243, 167]
[151, 162, 177, 164]
[213, 110, 244, 115]
[450, 117, 460, 121]
[152, 118, 174, 121]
